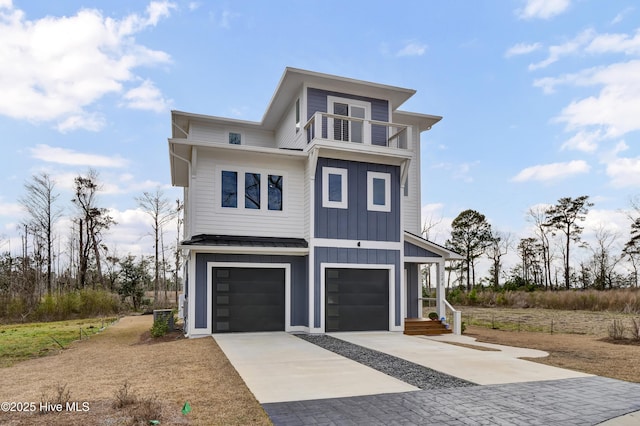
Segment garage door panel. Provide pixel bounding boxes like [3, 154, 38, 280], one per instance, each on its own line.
[325, 268, 389, 332]
[213, 267, 285, 333]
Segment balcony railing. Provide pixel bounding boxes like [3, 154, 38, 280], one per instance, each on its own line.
[303, 112, 410, 149]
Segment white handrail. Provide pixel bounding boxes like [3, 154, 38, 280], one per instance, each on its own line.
[442, 299, 462, 335]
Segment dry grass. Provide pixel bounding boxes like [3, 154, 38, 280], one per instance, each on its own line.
[0, 315, 271, 425]
[460, 307, 640, 383]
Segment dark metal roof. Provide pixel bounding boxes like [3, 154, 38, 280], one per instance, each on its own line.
[181, 234, 308, 248]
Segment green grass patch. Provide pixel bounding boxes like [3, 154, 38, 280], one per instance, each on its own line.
[0, 317, 117, 368]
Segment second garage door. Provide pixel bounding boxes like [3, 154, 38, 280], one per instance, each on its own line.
[325, 268, 389, 332]
[212, 267, 285, 333]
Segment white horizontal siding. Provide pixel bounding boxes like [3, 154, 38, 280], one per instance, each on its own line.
[191, 149, 305, 239]
[403, 126, 421, 235]
[189, 122, 276, 148]
[276, 90, 306, 150]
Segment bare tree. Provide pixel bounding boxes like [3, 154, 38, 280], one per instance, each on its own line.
[136, 188, 175, 304]
[174, 199, 184, 307]
[72, 169, 114, 288]
[486, 230, 512, 288]
[20, 173, 61, 295]
[589, 226, 621, 289]
[528, 206, 554, 290]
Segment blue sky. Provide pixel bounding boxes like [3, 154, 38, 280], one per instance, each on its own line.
[1, 0, 640, 273]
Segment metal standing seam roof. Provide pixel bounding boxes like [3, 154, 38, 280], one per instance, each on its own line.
[181, 234, 308, 248]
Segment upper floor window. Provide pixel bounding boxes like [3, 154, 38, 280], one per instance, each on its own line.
[229, 132, 241, 145]
[367, 171, 391, 212]
[221, 171, 238, 207]
[327, 96, 370, 144]
[322, 167, 348, 209]
[220, 169, 284, 212]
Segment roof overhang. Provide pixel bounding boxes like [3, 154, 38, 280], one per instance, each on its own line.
[394, 111, 442, 133]
[179, 234, 309, 256]
[404, 231, 463, 261]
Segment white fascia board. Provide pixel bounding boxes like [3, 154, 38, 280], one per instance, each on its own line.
[169, 138, 308, 160]
[404, 256, 443, 264]
[403, 231, 464, 260]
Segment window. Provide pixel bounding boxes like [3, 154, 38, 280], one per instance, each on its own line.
[245, 173, 261, 209]
[327, 96, 370, 144]
[367, 171, 391, 212]
[221, 171, 238, 208]
[229, 132, 241, 145]
[322, 167, 348, 209]
[268, 175, 283, 211]
[295, 98, 300, 133]
[219, 169, 285, 213]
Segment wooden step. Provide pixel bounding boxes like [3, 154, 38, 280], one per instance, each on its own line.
[403, 318, 452, 336]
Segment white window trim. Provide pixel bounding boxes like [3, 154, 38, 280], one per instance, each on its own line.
[322, 167, 348, 209]
[217, 165, 287, 216]
[367, 171, 391, 212]
[327, 96, 371, 144]
[227, 131, 243, 145]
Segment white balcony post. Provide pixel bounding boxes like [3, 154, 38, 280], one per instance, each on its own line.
[314, 112, 322, 141]
[436, 259, 446, 320]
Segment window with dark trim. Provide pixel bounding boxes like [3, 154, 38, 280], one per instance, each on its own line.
[268, 175, 283, 211]
[245, 173, 261, 209]
[295, 98, 300, 133]
[221, 171, 238, 208]
[229, 132, 241, 145]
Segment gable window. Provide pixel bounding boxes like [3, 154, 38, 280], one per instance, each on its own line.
[322, 167, 348, 209]
[221, 171, 238, 208]
[245, 173, 261, 209]
[268, 175, 283, 211]
[229, 132, 241, 145]
[367, 171, 391, 212]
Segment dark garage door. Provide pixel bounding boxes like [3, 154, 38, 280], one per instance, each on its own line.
[325, 268, 389, 332]
[212, 267, 285, 332]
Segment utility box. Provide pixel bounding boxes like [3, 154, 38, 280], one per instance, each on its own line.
[178, 294, 185, 320]
[153, 309, 174, 331]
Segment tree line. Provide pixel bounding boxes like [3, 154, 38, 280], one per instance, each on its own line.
[443, 195, 640, 291]
[0, 171, 183, 319]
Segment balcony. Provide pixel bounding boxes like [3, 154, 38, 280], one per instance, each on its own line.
[303, 112, 411, 150]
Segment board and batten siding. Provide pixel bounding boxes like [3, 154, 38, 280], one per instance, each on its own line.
[191, 149, 305, 238]
[193, 253, 308, 329]
[313, 247, 401, 328]
[404, 241, 440, 258]
[314, 157, 401, 242]
[307, 88, 389, 146]
[188, 122, 276, 148]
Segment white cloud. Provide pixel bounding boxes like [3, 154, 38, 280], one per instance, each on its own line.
[611, 7, 634, 25]
[555, 60, 640, 138]
[0, 200, 22, 217]
[397, 41, 427, 57]
[0, 1, 174, 131]
[529, 29, 594, 70]
[586, 28, 640, 56]
[604, 157, 640, 188]
[123, 80, 171, 112]
[518, 0, 571, 20]
[561, 130, 602, 153]
[512, 160, 590, 182]
[29, 144, 129, 168]
[432, 162, 476, 183]
[505, 42, 542, 57]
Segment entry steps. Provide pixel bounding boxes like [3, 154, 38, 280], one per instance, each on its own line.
[403, 318, 452, 336]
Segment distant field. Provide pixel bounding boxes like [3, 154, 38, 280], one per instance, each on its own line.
[0, 317, 117, 367]
[457, 306, 638, 336]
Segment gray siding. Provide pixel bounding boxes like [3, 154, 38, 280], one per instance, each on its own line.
[405, 263, 420, 318]
[315, 158, 400, 242]
[307, 88, 389, 146]
[194, 253, 308, 329]
[404, 241, 441, 258]
[313, 247, 401, 328]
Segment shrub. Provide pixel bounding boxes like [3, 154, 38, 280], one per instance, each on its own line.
[631, 318, 640, 341]
[609, 319, 626, 340]
[428, 311, 439, 320]
[113, 381, 136, 409]
[150, 315, 170, 338]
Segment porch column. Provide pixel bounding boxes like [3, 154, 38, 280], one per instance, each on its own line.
[436, 259, 446, 320]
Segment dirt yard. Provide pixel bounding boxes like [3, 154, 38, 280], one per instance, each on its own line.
[0, 315, 271, 425]
[460, 307, 640, 383]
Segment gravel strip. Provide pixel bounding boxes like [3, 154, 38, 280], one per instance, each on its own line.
[297, 334, 476, 390]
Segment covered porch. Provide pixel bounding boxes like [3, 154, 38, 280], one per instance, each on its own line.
[403, 231, 464, 335]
